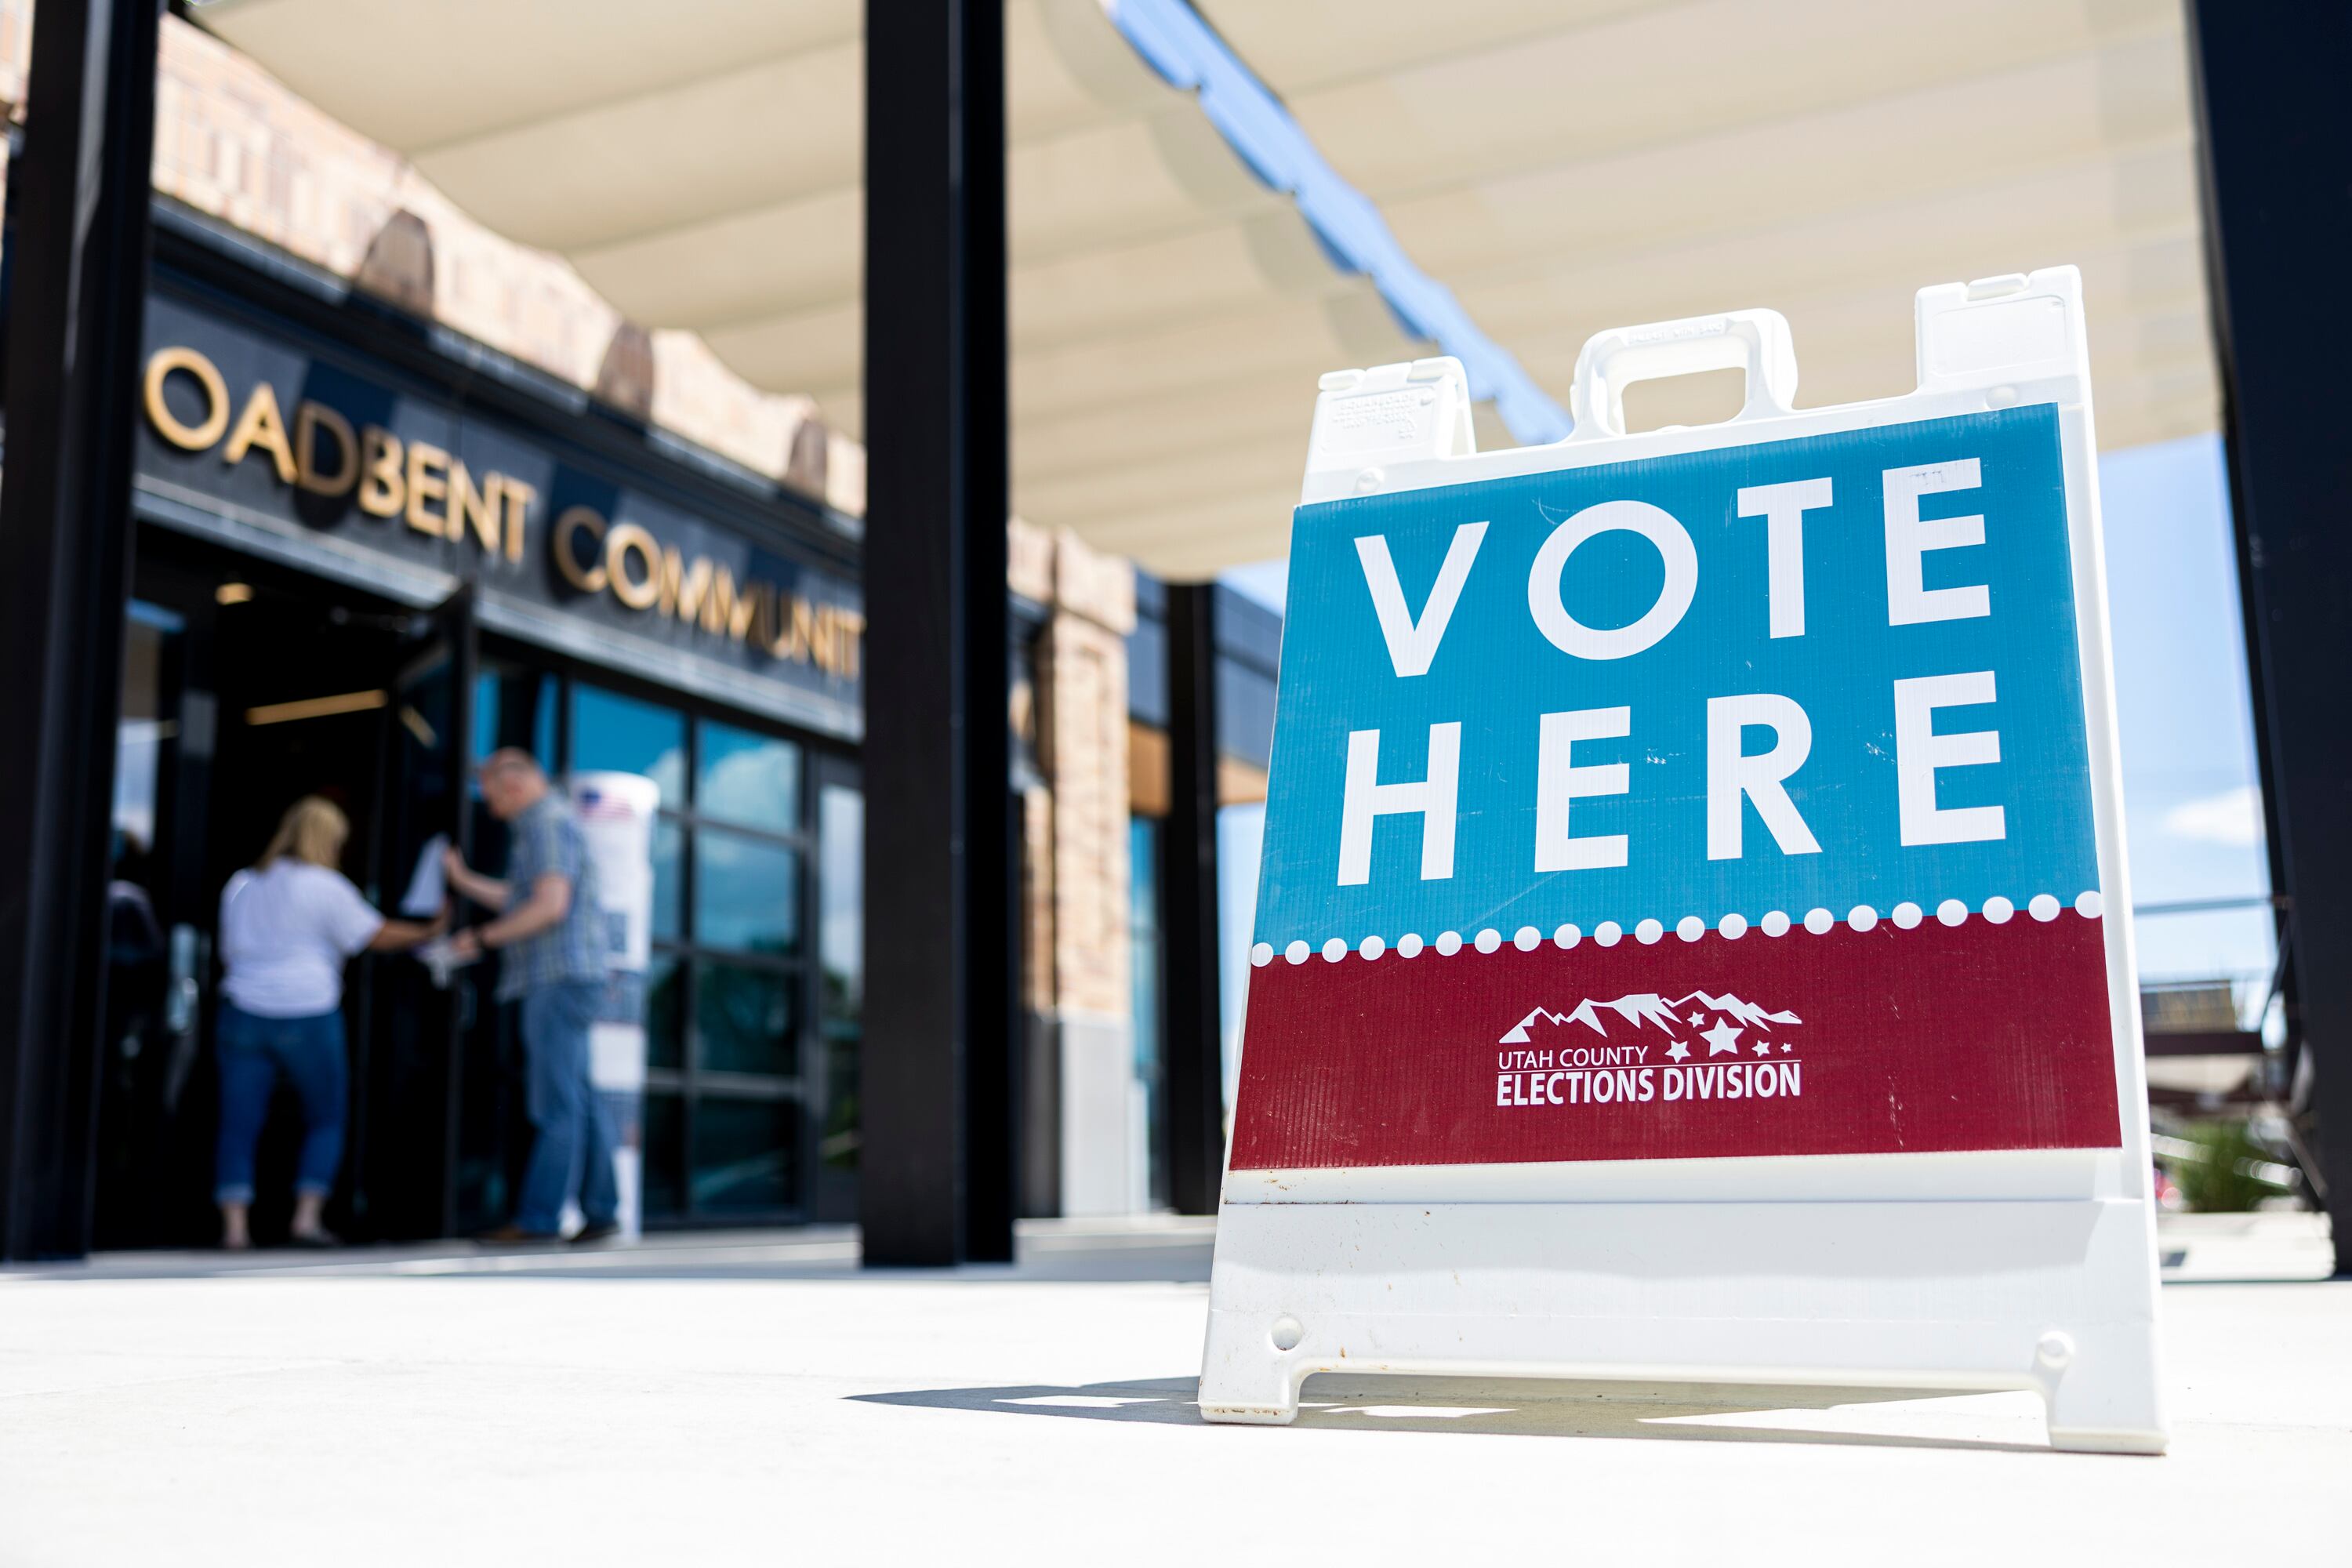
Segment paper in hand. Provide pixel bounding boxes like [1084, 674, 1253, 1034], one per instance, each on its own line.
[401, 833, 448, 917]
[414, 934, 479, 989]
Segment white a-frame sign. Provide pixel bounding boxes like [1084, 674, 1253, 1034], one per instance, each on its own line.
[1200, 269, 2165, 1453]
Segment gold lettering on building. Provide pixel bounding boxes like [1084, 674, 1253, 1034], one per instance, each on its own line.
[449, 460, 500, 555]
[605, 523, 664, 611]
[557, 505, 862, 679]
[294, 401, 358, 496]
[138, 347, 858, 678]
[659, 547, 713, 624]
[705, 567, 759, 643]
[143, 347, 230, 451]
[358, 427, 404, 518]
[223, 382, 298, 484]
[404, 440, 452, 539]
[499, 479, 536, 565]
[779, 594, 813, 662]
[824, 608, 867, 679]
[552, 506, 608, 591]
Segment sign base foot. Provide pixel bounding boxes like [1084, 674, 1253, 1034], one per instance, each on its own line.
[1198, 1196, 2167, 1455]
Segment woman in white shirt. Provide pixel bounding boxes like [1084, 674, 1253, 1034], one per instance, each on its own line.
[216, 797, 442, 1249]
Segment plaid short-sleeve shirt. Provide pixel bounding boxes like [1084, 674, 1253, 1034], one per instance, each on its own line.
[495, 794, 605, 1000]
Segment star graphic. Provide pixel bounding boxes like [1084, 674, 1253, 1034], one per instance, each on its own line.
[1754, 1040, 1774, 1058]
[1686, 1010, 1708, 1029]
[1665, 1039, 1690, 1062]
[1701, 1020, 1744, 1057]
[1780, 1043, 1794, 1054]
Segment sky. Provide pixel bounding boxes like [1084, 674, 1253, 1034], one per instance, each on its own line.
[1215, 432, 2274, 1051]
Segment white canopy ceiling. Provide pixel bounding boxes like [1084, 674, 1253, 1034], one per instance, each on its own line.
[197, 0, 2215, 578]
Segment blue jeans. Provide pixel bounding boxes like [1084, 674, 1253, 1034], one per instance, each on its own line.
[215, 1004, 347, 1205]
[514, 979, 619, 1235]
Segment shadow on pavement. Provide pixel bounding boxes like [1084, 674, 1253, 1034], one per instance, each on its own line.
[853, 1374, 2063, 1453]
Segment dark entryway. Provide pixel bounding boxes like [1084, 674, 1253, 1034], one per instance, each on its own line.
[95, 541, 415, 1247]
[93, 528, 862, 1250]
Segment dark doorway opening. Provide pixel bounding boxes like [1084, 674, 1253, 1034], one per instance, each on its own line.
[93, 535, 478, 1250]
[94, 528, 861, 1251]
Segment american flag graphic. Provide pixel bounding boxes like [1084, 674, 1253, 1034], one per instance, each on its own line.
[575, 789, 637, 822]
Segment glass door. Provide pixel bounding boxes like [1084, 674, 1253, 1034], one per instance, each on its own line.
[350, 589, 477, 1239]
[809, 753, 862, 1222]
[91, 600, 216, 1247]
[564, 680, 833, 1225]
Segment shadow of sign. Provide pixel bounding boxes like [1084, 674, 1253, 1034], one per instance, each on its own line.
[853, 1375, 2074, 1453]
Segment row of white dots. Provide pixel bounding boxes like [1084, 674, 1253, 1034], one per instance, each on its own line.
[1250, 891, 2105, 967]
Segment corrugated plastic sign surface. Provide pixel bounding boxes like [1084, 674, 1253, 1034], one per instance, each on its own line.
[1232, 404, 2122, 1172]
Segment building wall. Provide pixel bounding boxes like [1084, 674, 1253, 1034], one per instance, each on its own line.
[1011, 519, 1138, 1215]
[1043, 531, 1138, 1214]
[0, 4, 865, 514]
[0, 0, 1151, 1218]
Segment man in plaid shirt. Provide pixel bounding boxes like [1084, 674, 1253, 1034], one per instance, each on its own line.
[445, 750, 619, 1244]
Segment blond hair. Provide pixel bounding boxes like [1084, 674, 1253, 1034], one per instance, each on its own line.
[256, 796, 350, 871]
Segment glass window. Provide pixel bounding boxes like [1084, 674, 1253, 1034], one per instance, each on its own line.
[473, 666, 557, 770]
[818, 781, 862, 1171]
[1010, 633, 1042, 790]
[106, 605, 178, 1149]
[642, 1090, 684, 1221]
[644, 953, 684, 1071]
[1215, 803, 1265, 1116]
[652, 817, 684, 944]
[1130, 816, 1165, 1209]
[691, 1094, 800, 1214]
[818, 783, 862, 1029]
[570, 684, 685, 808]
[1130, 816, 1161, 1074]
[694, 829, 800, 956]
[696, 720, 800, 835]
[695, 960, 797, 1077]
[113, 608, 176, 857]
[549, 689, 835, 1225]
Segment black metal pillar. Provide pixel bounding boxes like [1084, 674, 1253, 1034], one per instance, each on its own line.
[1163, 584, 1226, 1214]
[859, 0, 1015, 1265]
[0, 0, 162, 1262]
[2188, 4, 2352, 1272]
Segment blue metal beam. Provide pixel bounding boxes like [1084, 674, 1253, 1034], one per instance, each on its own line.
[1109, 0, 1573, 445]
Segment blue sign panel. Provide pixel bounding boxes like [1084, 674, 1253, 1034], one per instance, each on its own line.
[1252, 406, 2096, 952]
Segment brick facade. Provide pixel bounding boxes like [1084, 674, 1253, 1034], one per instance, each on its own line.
[1041, 530, 1136, 1022]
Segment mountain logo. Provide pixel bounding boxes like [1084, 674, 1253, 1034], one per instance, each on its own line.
[1499, 991, 1803, 1062]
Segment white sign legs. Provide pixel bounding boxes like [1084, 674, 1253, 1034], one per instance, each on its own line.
[1203, 1196, 2164, 1452]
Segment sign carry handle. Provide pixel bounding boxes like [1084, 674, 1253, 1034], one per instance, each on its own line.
[1566, 308, 1800, 439]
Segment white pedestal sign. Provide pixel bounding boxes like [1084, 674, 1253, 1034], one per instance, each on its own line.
[570, 770, 659, 1240]
[1200, 269, 2165, 1453]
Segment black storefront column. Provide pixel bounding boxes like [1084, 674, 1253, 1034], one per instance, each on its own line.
[859, 0, 1016, 1265]
[0, 0, 162, 1262]
[1163, 584, 1225, 1215]
[2188, 5, 2352, 1273]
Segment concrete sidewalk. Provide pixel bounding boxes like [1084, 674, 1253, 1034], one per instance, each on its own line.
[2, 1215, 2342, 1564]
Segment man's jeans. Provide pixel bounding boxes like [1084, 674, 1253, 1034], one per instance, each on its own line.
[215, 1004, 347, 1204]
[514, 979, 619, 1236]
